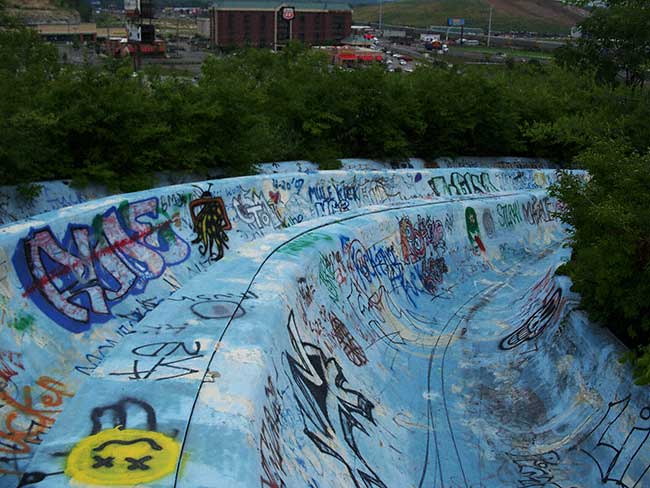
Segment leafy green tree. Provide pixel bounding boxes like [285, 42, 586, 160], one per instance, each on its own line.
[409, 65, 524, 159]
[0, 0, 20, 28]
[56, 0, 92, 22]
[0, 26, 60, 184]
[551, 142, 650, 384]
[556, 0, 650, 87]
[199, 51, 289, 173]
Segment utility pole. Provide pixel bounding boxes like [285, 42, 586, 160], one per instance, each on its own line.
[487, 6, 493, 47]
[130, 32, 139, 72]
[274, 5, 279, 51]
[378, 0, 383, 33]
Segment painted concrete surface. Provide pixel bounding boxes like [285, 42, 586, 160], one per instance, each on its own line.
[0, 167, 648, 487]
[0, 158, 550, 226]
[0, 173, 216, 227]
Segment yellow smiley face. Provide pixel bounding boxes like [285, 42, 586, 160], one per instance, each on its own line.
[66, 427, 180, 485]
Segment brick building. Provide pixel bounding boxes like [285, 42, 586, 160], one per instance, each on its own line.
[208, 1, 352, 49]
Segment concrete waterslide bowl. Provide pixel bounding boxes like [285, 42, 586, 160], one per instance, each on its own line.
[0, 167, 648, 488]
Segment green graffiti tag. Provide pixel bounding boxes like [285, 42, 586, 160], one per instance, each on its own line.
[278, 232, 333, 256]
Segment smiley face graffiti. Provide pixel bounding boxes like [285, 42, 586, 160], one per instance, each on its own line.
[65, 427, 180, 485]
[65, 398, 179, 485]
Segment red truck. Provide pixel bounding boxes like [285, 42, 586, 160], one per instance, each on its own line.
[105, 38, 166, 58]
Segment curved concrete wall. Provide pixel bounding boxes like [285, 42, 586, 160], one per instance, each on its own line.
[0, 158, 551, 226]
[1, 168, 648, 488]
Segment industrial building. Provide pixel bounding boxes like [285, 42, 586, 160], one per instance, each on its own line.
[33, 23, 127, 42]
[207, 0, 352, 49]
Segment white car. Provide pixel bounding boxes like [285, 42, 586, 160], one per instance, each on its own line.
[399, 59, 407, 65]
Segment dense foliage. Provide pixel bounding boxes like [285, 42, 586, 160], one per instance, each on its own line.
[557, 0, 650, 87]
[551, 145, 650, 384]
[3, 32, 650, 192]
[551, 0, 650, 384]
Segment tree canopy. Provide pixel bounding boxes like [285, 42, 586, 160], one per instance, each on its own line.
[556, 0, 650, 87]
[3, 36, 650, 191]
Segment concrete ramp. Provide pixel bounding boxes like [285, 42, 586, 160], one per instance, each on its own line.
[1, 168, 648, 487]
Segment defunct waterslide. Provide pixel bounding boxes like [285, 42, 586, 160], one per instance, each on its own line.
[0, 167, 648, 488]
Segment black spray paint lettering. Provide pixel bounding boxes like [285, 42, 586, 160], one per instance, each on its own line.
[283, 310, 386, 488]
[428, 172, 498, 197]
[580, 395, 650, 488]
[109, 341, 204, 381]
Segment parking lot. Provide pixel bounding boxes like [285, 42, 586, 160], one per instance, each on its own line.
[382, 49, 417, 72]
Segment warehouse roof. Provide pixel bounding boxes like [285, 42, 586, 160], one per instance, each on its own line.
[212, 0, 352, 11]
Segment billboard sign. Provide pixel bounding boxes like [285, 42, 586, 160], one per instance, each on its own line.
[282, 7, 295, 21]
[447, 18, 465, 26]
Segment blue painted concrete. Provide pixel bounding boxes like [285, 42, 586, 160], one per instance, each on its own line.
[0, 158, 550, 226]
[0, 167, 648, 487]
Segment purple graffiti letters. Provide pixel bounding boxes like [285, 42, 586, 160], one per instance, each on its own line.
[13, 197, 190, 333]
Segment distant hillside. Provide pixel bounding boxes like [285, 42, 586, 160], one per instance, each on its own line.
[6, 0, 83, 24]
[353, 0, 588, 35]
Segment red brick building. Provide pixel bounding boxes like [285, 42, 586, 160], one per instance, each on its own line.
[209, 1, 352, 49]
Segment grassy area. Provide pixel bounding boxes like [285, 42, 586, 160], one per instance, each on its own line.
[353, 0, 575, 35]
[455, 45, 553, 59]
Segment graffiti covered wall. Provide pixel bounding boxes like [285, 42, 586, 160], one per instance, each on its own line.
[0, 158, 552, 226]
[3, 166, 647, 488]
[0, 167, 562, 481]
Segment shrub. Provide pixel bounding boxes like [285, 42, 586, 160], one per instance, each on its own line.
[551, 142, 650, 384]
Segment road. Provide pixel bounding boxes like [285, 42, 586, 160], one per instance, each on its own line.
[379, 39, 551, 68]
